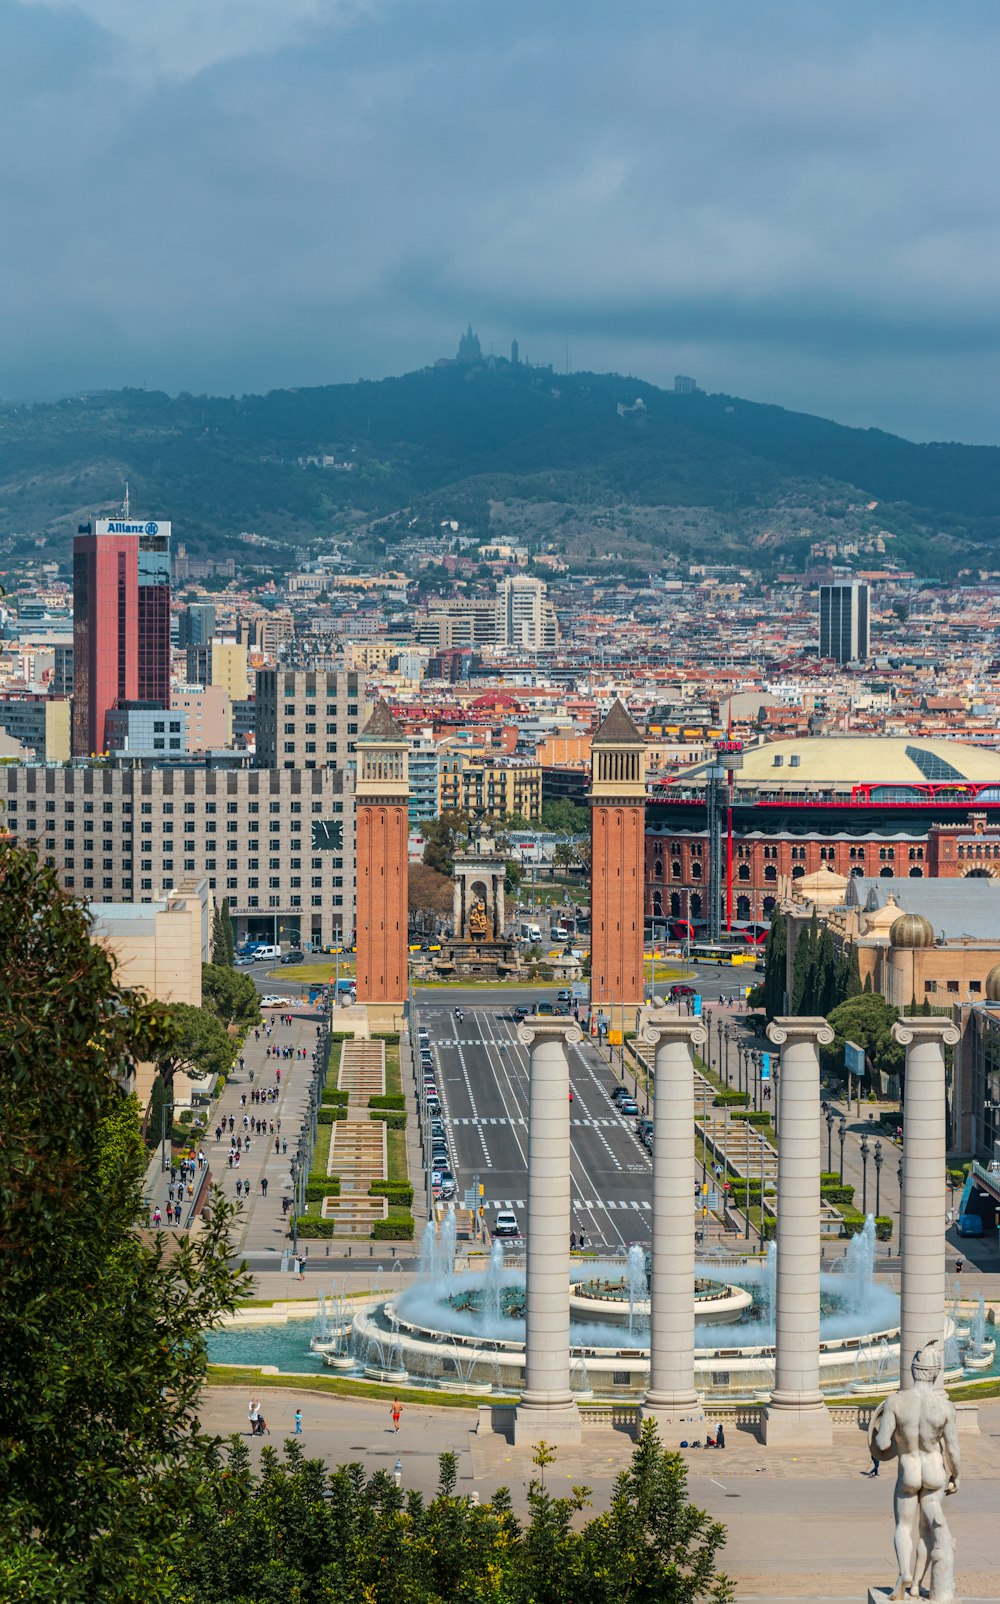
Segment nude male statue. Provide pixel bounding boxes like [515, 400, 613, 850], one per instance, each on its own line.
[869, 1340, 960, 1604]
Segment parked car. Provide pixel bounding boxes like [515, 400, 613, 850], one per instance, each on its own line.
[281, 949, 305, 965]
[610, 1086, 632, 1105]
[234, 954, 256, 967]
[493, 1209, 519, 1238]
[637, 1118, 654, 1141]
[513, 1005, 529, 1022]
[670, 984, 696, 998]
[425, 1095, 441, 1115]
[437, 1172, 456, 1200]
[618, 1097, 640, 1116]
[557, 988, 573, 1002]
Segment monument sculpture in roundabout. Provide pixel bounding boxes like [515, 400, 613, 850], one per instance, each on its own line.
[869, 1340, 961, 1604]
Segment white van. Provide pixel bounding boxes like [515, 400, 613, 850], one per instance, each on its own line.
[252, 943, 282, 961]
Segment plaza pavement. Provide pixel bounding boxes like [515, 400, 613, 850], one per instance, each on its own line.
[199, 1384, 1000, 1602]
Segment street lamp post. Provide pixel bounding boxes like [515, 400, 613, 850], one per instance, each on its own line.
[838, 1117, 847, 1185]
[824, 1104, 834, 1173]
[874, 1139, 883, 1219]
[860, 1133, 870, 1215]
[290, 1155, 299, 1258]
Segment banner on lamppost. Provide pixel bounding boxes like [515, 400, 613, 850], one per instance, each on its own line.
[760, 1052, 771, 1082]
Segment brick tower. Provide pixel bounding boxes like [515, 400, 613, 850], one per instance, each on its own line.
[355, 700, 409, 1008]
[588, 700, 646, 1015]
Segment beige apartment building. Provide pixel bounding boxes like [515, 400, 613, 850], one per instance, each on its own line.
[438, 753, 542, 820]
[171, 684, 232, 751]
[1, 762, 355, 951]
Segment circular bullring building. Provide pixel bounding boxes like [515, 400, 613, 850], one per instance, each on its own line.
[645, 735, 1000, 928]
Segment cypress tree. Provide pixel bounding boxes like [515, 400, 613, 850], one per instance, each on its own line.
[844, 941, 862, 1000]
[762, 910, 786, 1019]
[815, 925, 837, 1016]
[220, 897, 236, 965]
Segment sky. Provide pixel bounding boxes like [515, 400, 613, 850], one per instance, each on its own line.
[2, 0, 999, 443]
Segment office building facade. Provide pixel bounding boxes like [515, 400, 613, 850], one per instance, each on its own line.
[496, 576, 559, 650]
[819, 581, 870, 663]
[255, 668, 367, 770]
[72, 521, 139, 756]
[137, 524, 172, 706]
[2, 761, 355, 950]
[105, 703, 188, 756]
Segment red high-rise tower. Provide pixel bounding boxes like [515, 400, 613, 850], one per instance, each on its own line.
[72, 521, 139, 756]
[355, 700, 409, 1007]
[588, 700, 646, 1013]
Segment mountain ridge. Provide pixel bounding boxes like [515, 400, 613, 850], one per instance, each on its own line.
[1, 361, 996, 575]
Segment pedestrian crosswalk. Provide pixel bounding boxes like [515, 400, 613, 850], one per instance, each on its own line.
[446, 1115, 631, 1129]
[483, 1197, 651, 1212]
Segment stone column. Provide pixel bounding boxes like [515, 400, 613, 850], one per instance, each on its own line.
[762, 1017, 834, 1447]
[892, 1018, 959, 1389]
[514, 1016, 583, 1445]
[640, 1011, 707, 1426]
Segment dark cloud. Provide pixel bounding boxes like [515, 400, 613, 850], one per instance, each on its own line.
[3, 0, 999, 442]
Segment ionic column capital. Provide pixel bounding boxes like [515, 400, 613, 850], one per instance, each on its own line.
[766, 1016, 835, 1048]
[639, 1011, 707, 1052]
[517, 1017, 584, 1049]
[891, 1017, 960, 1049]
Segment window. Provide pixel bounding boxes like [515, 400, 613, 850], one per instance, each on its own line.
[247, 877, 258, 889]
[269, 876, 281, 889]
[227, 802, 238, 814]
[227, 857, 239, 870]
[141, 859, 152, 871]
[141, 878, 152, 891]
[290, 876, 301, 888]
[184, 821, 196, 834]
[764, 864, 777, 883]
[227, 877, 238, 889]
[284, 723, 296, 735]
[924, 980, 937, 994]
[141, 802, 152, 814]
[737, 863, 750, 882]
[311, 895, 323, 907]
[162, 803, 173, 814]
[184, 859, 196, 872]
[163, 858, 173, 871]
[311, 875, 323, 888]
[248, 857, 259, 870]
[947, 981, 960, 993]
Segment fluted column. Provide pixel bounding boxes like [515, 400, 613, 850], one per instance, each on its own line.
[513, 1016, 583, 1445]
[762, 1017, 833, 1447]
[640, 1011, 707, 1425]
[892, 1018, 959, 1389]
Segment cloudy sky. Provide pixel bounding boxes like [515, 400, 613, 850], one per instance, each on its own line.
[2, 0, 999, 441]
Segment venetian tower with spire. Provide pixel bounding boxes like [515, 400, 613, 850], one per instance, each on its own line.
[354, 699, 410, 1010]
[588, 699, 647, 1015]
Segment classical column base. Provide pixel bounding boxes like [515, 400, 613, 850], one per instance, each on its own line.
[640, 1392, 704, 1432]
[762, 1392, 833, 1448]
[514, 1395, 582, 1446]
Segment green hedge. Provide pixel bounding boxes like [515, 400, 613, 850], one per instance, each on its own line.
[874, 1215, 893, 1241]
[369, 1093, 406, 1111]
[305, 1179, 340, 1202]
[713, 1090, 749, 1108]
[369, 1181, 414, 1205]
[322, 1088, 349, 1106]
[729, 1111, 771, 1127]
[821, 1184, 856, 1206]
[371, 1216, 414, 1240]
[293, 1217, 336, 1238]
[317, 1107, 347, 1125]
[836, 1208, 893, 1241]
[371, 1031, 401, 1045]
[369, 1111, 407, 1130]
[820, 1171, 841, 1187]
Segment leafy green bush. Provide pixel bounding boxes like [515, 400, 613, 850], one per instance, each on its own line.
[729, 1110, 770, 1127]
[371, 1031, 401, 1045]
[317, 1107, 347, 1125]
[305, 1179, 340, 1202]
[369, 1110, 406, 1129]
[369, 1093, 406, 1111]
[293, 1217, 336, 1238]
[322, 1088, 349, 1106]
[712, 1090, 748, 1108]
[875, 1215, 894, 1241]
[820, 1184, 856, 1206]
[369, 1181, 413, 1205]
[371, 1216, 414, 1240]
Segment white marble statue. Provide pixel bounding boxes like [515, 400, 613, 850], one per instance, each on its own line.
[869, 1341, 961, 1604]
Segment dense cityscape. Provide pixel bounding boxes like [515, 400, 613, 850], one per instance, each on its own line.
[4, 5, 1000, 1602]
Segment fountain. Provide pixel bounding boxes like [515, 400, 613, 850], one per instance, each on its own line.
[626, 1244, 648, 1342]
[961, 1290, 996, 1372]
[481, 1240, 505, 1334]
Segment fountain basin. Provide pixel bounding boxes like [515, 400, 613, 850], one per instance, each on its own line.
[569, 1281, 752, 1326]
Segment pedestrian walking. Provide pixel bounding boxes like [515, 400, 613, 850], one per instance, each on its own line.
[240, 1093, 246, 1109]
[391, 1400, 402, 1432]
[282, 1139, 287, 1154]
[261, 1176, 268, 1196]
[294, 1409, 302, 1434]
[215, 1124, 222, 1142]
[275, 1137, 280, 1154]
[152, 1207, 162, 1227]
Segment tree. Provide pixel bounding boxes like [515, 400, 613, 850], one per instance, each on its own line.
[505, 857, 524, 898]
[153, 1000, 236, 1095]
[825, 993, 904, 1089]
[177, 1422, 732, 1603]
[790, 909, 819, 1014]
[553, 841, 577, 872]
[814, 925, 838, 1017]
[407, 861, 453, 928]
[541, 798, 590, 835]
[201, 963, 261, 1031]
[210, 897, 235, 966]
[761, 910, 786, 1020]
[842, 941, 863, 1002]
[0, 842, 249, 1602]
[421, 811, 468, 876]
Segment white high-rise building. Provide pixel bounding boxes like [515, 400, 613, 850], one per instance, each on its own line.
[496, 576, 559, 651]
